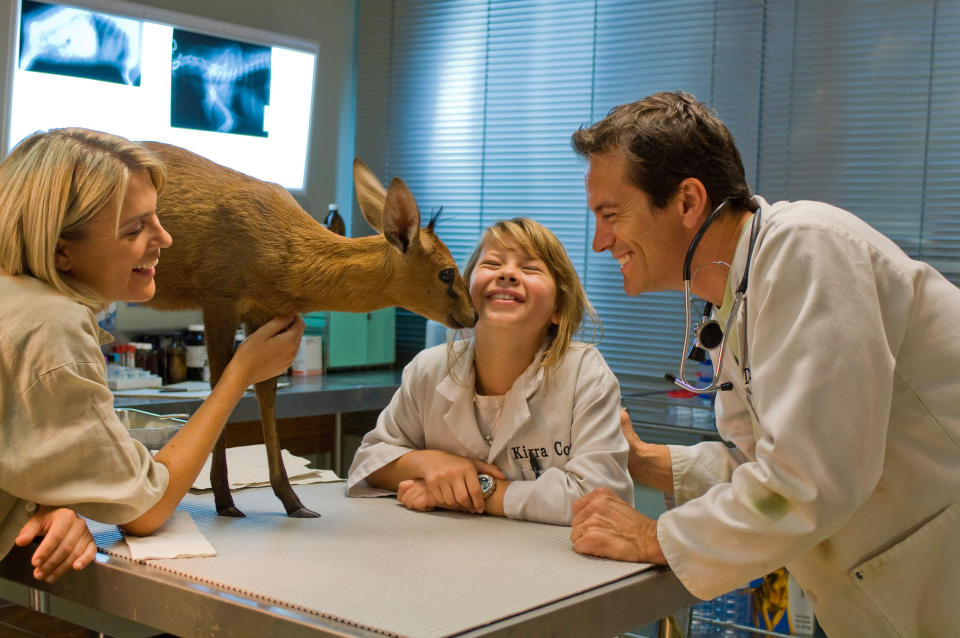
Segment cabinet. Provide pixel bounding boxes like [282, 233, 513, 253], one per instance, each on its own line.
[325, 308, 395, 369]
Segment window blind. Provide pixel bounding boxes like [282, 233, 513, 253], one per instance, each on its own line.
[925, 0, 960, 283]
[355, 0, 960, 391]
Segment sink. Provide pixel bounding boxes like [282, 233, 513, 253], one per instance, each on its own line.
[114, 408, 187, 450]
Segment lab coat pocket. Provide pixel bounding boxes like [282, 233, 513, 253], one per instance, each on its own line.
[849, 502, 960, 638]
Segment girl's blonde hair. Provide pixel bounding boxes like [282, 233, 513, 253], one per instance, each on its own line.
[0, 128, 165, 308]
[454, 217, 600, 384]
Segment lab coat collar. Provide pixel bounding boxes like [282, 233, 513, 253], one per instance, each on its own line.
[726, 196, 771, 302]
[436, 339, 547, 463]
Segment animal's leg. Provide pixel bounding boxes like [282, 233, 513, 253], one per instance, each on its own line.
[204, 311, 245, 517]
[253, 376, 320, 518]
[243, 317, 319, 518]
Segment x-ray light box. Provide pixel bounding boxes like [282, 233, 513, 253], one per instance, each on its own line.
[7, 0, 317, 191]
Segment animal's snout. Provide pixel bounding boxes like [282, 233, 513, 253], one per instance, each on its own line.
[446, 310, 478, 330]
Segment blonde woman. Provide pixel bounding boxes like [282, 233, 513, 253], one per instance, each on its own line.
[0, 128, 303, 582]
[348, 217, 631, 525]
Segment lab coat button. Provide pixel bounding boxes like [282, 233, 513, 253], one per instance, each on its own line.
[24, 502, 36, 513]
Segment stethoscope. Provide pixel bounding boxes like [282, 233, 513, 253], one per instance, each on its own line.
[665, 197, 761, 394]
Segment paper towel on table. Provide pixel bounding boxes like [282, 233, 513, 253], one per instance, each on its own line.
[190, 444, 342, 491]
[122, 510, 215, 560]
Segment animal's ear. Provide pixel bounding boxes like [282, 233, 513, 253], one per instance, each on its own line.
[353, 158, 387, 232]
[382, 177, 421, 254]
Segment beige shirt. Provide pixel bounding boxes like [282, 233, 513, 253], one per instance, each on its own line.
[0, 275, 169, 559]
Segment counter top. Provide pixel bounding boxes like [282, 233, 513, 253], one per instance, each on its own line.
[1, 483, 698, 637]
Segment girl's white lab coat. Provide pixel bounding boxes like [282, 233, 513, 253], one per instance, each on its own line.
[658, 198, 960, 638]
[347, 340, 632, 525]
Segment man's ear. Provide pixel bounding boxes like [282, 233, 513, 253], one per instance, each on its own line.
[676, 178, 710, 230]
[54, 239, 72, 272]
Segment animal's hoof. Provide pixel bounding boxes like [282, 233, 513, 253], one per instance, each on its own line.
[217, 506, 247, 518]
[287, 507, 321, 518]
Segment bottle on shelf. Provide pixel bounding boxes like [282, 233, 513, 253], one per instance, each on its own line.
[166, 334, 187, 384]
[324, 202, 345, 236]
[185, 324, 208, 382]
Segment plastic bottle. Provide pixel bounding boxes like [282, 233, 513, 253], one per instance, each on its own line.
[698, 353, 714, 397]
[185, 325, 207, 382]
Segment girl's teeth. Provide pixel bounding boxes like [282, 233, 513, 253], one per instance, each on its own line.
[617, 255, 630, 266]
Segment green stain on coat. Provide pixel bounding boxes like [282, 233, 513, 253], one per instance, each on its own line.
[751, 488, 790, 520]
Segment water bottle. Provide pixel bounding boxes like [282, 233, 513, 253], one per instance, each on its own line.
[698, 352, 714, 397]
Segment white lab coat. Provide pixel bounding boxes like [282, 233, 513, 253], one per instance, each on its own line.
[347, 340, 633, 525]
[658, 198, 960, 637]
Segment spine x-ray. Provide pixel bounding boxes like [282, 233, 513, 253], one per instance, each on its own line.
[171, 29, 271, 138]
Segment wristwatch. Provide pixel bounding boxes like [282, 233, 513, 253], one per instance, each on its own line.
[478, 473, 497, 499]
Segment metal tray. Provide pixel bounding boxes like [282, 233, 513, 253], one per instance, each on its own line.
[115, 408, 188, 450]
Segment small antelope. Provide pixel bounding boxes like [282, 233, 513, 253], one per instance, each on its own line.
[142, 142, 477, 518]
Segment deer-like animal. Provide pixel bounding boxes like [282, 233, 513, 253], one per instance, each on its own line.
[142, 142, 477, 518]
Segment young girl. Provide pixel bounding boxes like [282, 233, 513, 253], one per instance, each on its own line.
[0, 128, 303, 582]
[347, 217, 631, 525]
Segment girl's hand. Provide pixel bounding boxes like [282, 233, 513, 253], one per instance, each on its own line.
[15, 507, 97, 583]
[408, 450, 506, 514]
[397, 479, 437, 511]
[230, 315, 306, 386]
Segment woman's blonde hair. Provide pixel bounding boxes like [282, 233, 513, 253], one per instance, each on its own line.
[454, 217, 600, 384]
[0, 127, 165, 308]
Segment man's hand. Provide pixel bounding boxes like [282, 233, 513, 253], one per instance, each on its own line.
[570, 488, 666, 564]
[620, 408, 674, 493]
[620, 407, 645, 481]
[15, 507, 97, 583]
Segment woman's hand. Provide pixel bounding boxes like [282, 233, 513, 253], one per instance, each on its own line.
[405, 450, 506, 513]
[15, 507, 97, 583]
[230, 315, 305, 386]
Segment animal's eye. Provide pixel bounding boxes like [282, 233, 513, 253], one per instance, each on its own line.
[439, 268, 454, 283]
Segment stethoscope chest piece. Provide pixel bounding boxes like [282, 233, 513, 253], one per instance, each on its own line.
[694, 314, 724, 350]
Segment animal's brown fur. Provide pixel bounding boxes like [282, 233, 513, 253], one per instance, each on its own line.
[143, 142, 477, 517]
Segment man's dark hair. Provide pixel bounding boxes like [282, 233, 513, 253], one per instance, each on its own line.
[571, 91, 752, 211]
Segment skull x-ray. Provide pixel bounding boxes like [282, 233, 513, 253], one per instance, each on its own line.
[18, 0, 142, 86]
[171, 29, 271, 138]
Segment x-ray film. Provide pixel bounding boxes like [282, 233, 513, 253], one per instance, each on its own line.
[171, 29, 271, 138]
[18, 0, 142, 86]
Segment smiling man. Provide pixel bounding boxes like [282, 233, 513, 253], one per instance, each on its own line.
[567, 91, 960, 638]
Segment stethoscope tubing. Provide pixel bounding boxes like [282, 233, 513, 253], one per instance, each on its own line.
[666, 198, 762, 394]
